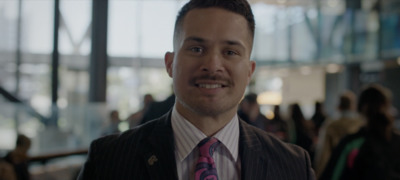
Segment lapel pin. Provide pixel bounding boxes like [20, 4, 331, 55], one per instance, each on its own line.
[148, 155, 158, 166]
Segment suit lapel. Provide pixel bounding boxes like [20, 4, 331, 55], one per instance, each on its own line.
[142, 112, 179, 180]
[140, 114, 271, 179]
[239, 120, 269, 179]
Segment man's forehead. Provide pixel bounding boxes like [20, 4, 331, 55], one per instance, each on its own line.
[182, 36, 248, 51]
[181, 8, 252, 42]
[174, 7, 253, 50]
[183, 7, 241, 22]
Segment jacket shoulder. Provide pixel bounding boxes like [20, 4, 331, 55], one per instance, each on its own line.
[241, 121, 310, 161]
[240, 122, 316, 179]
[78, 116, 168, 179]
[92, 116, 164, 152]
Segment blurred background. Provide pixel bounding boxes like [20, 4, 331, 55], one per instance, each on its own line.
[0, 0, 399, 179]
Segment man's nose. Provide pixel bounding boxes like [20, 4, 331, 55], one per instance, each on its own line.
[201, 52, 224, 73]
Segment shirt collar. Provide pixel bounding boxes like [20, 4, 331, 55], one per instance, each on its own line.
[171, 106, 240, 162]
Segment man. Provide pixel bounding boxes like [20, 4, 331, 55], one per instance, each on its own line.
[101, 110, 121, 136]
[139, 93, 175, 125]
[78, 0, 315, 179]
[314, 91, 364, 178]
[238, 93, 268, 130]
[4, 134, 31, 180]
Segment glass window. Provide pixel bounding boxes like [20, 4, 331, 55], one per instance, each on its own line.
[0, 1, 18, 94]
[23, 1, 54, 54]
[59, 0, 92, 55]
[0, 1, 53, 151]
[139, 1, 178, 58]
[107, 66, 172, 120]
[291, 6, 316, 62]
[0, 1, 17, 94]
[252, 3, 279, 61]
[19, 0, 53, 111]
[107, 0, 182, 120]
[381, 9, 400, 58]
[0, 1, 18, 52]
[108, 1, 182, 58]
[108, 1, 140, 57]
[58, 0, 92, 107]
[252, 4, 297, 62]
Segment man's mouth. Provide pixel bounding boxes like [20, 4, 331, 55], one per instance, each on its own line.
[197, 84, 224, 89]
[192, 74, 231, 89]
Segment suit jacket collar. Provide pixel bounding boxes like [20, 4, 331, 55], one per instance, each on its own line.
[143, 112, 179, 180]
[142, 111, 269, 180]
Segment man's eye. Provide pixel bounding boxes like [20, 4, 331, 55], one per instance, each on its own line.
[226, 50, 238, 56]
[190, 47, 203, 53]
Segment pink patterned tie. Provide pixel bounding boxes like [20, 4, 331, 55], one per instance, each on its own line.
[195, 137, 220, 180]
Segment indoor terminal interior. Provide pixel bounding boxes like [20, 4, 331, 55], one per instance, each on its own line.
[0, 0, 399, 179]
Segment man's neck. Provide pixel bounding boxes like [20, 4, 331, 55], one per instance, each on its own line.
[175, 104, 237, 136]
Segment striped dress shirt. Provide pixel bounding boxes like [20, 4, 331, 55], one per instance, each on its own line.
[171, 106, 241, 180]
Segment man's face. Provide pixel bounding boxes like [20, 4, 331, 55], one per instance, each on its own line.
[165, 7, 255, 118]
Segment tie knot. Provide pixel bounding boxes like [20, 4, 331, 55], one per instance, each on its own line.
[198, 137, 220, 157]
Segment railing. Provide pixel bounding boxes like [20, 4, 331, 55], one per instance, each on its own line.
[0, 102, 107, 161]
[29, 149, 88, 165]
[0, 86, 50, 124]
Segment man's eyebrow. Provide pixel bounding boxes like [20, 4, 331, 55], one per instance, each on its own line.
[224, 40, 246, 49]
[184, 36, 205, 43]
[183, 37, 246, 49]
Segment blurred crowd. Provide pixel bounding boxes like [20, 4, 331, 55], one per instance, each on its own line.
[237, 84, 400, 179]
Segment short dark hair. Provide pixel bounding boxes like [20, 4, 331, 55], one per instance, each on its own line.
[16, 134, 31, 148]
[243, 93, 258, 104]
[357, 84, 391, 114]
[174, 0, 255, 44]
[357, 84, 394, 140]
[338, 91, 356, 111]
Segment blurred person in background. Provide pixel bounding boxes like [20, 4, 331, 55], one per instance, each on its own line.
[78, 0, 315, 179]
[0, 158, 17, 180]
[139, 93, 175, 125]
[265, 105, 288, 141]
[320, 84, 400, 180]
[101, 110, 121, 136]
[237, 92, 269, 130]
[288, 103, 315, 160]
[3, 134, 31, 180]
[314, 91, 364, 178]
[310, 101, 327, 136]
[127, 93, 154, 128]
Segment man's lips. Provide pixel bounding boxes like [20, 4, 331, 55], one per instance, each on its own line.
[191, 74, 232, 89]
[196, 83, 224, 89]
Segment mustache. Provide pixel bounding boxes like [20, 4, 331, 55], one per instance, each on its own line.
[190, 74, 233, 85]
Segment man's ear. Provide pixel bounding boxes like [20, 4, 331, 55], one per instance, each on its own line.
[247, 60, 256, 84]
[164, 52, 174, 77]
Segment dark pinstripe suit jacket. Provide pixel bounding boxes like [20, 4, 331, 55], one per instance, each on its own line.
[78, 111, 316, 180]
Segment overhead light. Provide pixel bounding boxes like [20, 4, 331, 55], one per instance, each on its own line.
[300, 66, 312, 75]
[326, 64, 341, 74]
[265, 109, 274, 119]
[57, 98, 68, 109]
[277, 0, 286, 4]
[257, 91, 282, 105]
[328, 0, 339, 7]
[277, 68, 289, 77]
